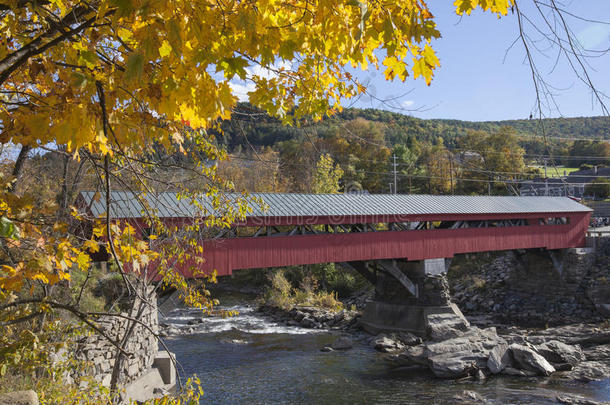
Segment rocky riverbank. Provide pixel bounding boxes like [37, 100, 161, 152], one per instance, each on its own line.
[450, 242, 610, 326]
[257, 304, 361, 330]
[381, 317, 610, 382]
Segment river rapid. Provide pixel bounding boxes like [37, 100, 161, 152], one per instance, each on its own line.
[161, 292, 610, 405]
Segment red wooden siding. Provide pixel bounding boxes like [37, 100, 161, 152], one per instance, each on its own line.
[174, 212, 590, 277]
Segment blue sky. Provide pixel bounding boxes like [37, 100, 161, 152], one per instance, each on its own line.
[348, 1, 610, 122]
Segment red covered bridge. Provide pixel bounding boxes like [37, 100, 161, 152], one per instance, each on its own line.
[78, 192, 592, 278]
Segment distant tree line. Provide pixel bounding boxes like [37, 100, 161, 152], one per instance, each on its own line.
[210, 105, 609, 195]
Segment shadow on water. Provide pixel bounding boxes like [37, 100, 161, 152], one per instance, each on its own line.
[162, 292, 610, 405]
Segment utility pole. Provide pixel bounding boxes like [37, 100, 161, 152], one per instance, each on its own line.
[448, 151, 454, 195]
[543, 158, 548, 178]
[389, 182, 393, 194]
[392, 154, 398, 194]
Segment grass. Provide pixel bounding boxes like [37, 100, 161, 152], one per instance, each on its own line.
[261, 270, 343, 311]
[528, 165, 581, 177]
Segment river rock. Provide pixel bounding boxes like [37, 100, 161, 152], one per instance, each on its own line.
[566, 361, 610, 382]
[428, 351, 478, 378]
[501, 367, 537, 377]
[487, 344, 511, 374]
[557, 394, 609, 405]
[475, 369, 487, 381]
[300, 316, 316, 328]
[398, 332, 422, 346]
[388, 345, 428, 367]
[372, 335, 405, 353]
[536, 340, 585, 365]
[331, 336, 353, 350]
[426, 313, 470, 341]
[425, 327, 504, 378]
[451, 390, 486, 404]
[509, 344, 555, 376]
[582, 344, 610, 361]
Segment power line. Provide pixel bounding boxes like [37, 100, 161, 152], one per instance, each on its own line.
[226, 154, 610, 184]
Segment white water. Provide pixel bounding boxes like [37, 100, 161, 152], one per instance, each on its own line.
[162, 305, 321, 335]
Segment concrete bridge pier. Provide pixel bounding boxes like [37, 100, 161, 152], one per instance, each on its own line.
[355, 258, 469, 337]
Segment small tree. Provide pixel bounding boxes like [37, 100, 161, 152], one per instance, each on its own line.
[311, 154, 344, 194]
[585, 178, 610, 200]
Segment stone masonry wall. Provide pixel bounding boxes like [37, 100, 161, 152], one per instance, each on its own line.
[72, 291, 159, 387]
[450, 240, 609, 326]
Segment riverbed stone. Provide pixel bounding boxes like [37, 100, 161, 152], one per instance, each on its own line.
[536, 340, 585, 365]
[426, 313, 470, 341]
[300, 316, 316, 328]
[557, 394, 608, 405]
[566, 361, 610, 382]
[428, 351, 478, 378]
[388, 345, 429, 367]
[372, 335, 405, 353]
[501, 367, 537, 377]
[331, 336, 353, 350]
[398, 332, 422, 346]
[487, 344, 511, 374]
[509, 344, 555, 376]
[451, 390, 486, 404]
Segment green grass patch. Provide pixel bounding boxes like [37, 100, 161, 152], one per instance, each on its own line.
[528, 165, 580, 177]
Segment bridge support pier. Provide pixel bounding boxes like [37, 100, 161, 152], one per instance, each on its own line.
[358, 258, 469, 337]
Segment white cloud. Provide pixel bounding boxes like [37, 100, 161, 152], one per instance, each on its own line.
[229, 61, 293, 102]
[228, 81, 256, 102]
[577, 25, 610, 50]
[401, 100, 415, 108]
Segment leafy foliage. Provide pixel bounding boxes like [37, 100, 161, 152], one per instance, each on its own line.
[262, 269, 343, 311]
[311, 154, 343, 194]
[0, 0, 521, 400]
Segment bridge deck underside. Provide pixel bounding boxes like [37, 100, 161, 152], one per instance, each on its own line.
[177, 212, 590, 277]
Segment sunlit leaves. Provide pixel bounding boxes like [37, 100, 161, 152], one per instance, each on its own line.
[454, 0, 514, 15]
[0, 217, 19, 240]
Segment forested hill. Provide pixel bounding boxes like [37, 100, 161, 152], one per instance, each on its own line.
[218, 105, 609, 150]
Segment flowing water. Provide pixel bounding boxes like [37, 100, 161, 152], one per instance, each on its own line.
[162, 292, 610, 404]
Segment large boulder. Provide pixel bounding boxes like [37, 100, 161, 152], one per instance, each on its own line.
[509, 344, 555, 376]
[536, 340, 585, 366]
[428, 351, 478, 378]
[426, 313, 470, 341]
[487, 344, 512, 374]
[425, 327, 505, 378]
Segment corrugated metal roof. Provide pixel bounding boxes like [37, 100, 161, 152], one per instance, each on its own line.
[79, 191, 592, 219]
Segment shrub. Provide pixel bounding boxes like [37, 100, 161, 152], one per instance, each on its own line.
[261, 269, 343, 311]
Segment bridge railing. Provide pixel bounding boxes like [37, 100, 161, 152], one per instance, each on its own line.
[587, 229, 610, 238]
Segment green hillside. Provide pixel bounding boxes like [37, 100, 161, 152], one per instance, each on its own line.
[218, 105, 610, 151]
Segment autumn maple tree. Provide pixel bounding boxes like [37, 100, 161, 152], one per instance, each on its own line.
[0, 0, 518, 402]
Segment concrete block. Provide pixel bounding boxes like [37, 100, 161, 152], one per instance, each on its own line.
[153, 351, 176, 385]
[422, 258, 446, 276]
[123, 368, 164, 403]
[359, 301, 467, 336]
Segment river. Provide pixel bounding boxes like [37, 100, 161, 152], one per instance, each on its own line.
[161, 292, 610, 404]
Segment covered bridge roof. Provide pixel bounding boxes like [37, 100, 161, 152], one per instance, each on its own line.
[79, 191, 591, 220]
